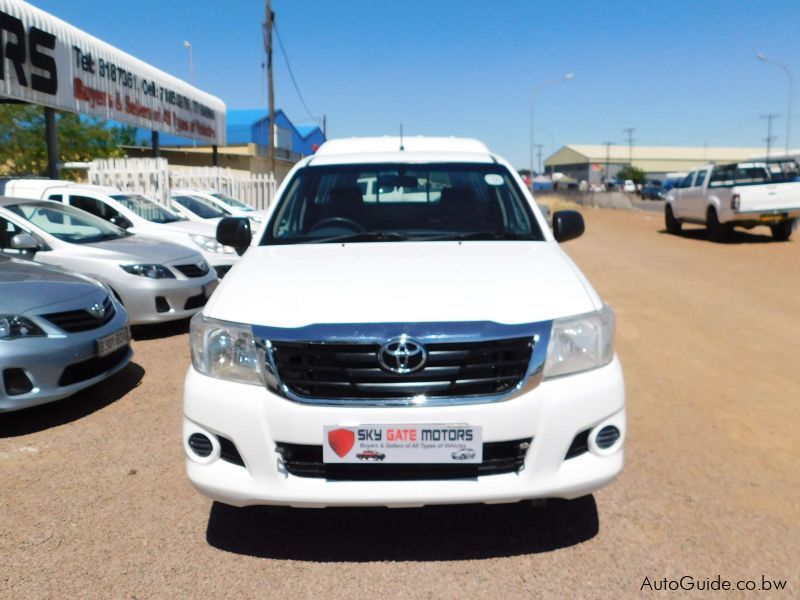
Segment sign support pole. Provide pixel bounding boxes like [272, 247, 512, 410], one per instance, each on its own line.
[44, 107, 59, 179]
[212, 145, 218, 166]
[151, 130, 160, 158]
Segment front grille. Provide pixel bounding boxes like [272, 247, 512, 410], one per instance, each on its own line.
[272, 337, 533, 401]
[42, 296, 115, 332]
[58, 346, 129, 386]
[175, 263, 209, 278]
[276, 438, 531, 480]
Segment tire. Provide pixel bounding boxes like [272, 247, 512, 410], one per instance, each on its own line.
[770, 218, 794, 241]
[665, 204, 682, 234]
[706, 207, 729, 242]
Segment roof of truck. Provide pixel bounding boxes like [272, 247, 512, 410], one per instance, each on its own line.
[309, 136, 496, 166]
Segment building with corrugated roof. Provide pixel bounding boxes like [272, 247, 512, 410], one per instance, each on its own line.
[127, 108, 325, 180]
[545, 144, 764, 184]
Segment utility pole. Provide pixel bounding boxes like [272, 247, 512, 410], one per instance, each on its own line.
[263, 1, 276, 175]
[603, 141, 614, 182]
[761, 113, 780, 158]
[323, 114, 327, 139]
[534, 144, 544, 174]
[623, 128, 635, 165]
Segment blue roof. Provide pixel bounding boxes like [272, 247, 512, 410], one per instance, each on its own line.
[132, 108, 325, 155]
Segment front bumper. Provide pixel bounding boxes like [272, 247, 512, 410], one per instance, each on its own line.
[116, 271, 218, 325]
[183, 357, 626, 508]
[0, 309, 132, 412]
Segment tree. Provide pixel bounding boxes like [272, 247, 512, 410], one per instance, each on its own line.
[616, 164, 647, 184]
[0, 104, 136, 178]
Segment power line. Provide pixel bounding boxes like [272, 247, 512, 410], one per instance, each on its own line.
[273, 22, 318, 125]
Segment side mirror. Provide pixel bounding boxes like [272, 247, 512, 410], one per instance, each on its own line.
[10, 232, 40, 250]
[110, 215, 133, 229]
[217, 217, 252, 256]
[552, 210, 585, 243]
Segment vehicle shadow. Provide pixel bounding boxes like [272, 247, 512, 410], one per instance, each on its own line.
[132, 318, 191, 341]
[0, 362, 144, 437]
[205, 495, 599, 561]
[657, 228, 778, 244]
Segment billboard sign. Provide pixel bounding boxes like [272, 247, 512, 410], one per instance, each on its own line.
[0, 0, 226, 145]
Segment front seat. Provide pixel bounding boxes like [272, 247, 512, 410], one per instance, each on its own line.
[329, 186, 365, 223]
[439, 187, 477, 230]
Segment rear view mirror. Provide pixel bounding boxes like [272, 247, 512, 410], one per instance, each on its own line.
[552, 210, 585, 242]
[217, 217, 252, 256]
[10, 232, 40, 250]
[110, 215, 133, 229]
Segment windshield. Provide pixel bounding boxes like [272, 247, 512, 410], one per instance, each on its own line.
[211, 192, 254, 211]
[110, 194, 184, 223]
[8, 202, 130, 244]
[264, 163, 544, 245]
[173, 195, 227, 219]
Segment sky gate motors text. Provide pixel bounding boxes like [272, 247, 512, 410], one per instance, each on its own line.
[357, 428, 475, 442]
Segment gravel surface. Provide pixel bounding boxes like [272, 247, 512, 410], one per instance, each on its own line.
[2, 209, 798, 598]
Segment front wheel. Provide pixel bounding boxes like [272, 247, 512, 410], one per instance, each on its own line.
[706, 207, 729, 242]
[770, 218, 795, 241]
[665, 204, 682, 234]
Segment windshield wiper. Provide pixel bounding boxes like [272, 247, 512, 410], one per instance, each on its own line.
[415, 230, 530, 241]
[308, 230, 409, 244]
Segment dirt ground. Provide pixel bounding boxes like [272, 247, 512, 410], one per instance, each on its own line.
[2, 209, 798, 598]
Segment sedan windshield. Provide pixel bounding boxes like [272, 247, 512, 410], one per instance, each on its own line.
[110, 194, 184, 223]
[211, 192, 254, 211]
[173, 195, 227, 219]
[264, 163, 544, 244]
[8, 202, 130, 244]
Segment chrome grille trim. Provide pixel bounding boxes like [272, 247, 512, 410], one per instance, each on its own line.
[252, 321, 552, 407]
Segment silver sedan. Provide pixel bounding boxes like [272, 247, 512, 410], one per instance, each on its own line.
[0, 256, 132, 412]
[0, 198, 218, 325]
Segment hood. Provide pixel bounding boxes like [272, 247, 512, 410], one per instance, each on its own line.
[88, 235, 199, 263]
[207, 242, 598, 328]
[162, 220, 218, 236]
[0, 257, 101, 313]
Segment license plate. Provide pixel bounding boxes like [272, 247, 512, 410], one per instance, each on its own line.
[323, 424, 482, 464]
[760, 214, 784, 223]
[96, 328, 129, 357]
[203, 279, 219, 297]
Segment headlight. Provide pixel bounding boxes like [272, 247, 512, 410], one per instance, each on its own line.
[190, 313, 263, 385]
[120, 264, 175, 279]
[189, 234, 236, 255]
[0, 315, 46, 340]
[544, 305, 615, 378]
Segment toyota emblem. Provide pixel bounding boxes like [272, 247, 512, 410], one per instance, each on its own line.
[378, 336, 427, 374]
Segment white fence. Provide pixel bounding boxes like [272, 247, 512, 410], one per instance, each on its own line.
[88, 158, 277, 210]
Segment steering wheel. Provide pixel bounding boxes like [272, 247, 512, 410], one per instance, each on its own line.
[309, 217, 365, 233]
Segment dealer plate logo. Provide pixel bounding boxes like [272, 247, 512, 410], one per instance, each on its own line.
[327, 428, 355, 457]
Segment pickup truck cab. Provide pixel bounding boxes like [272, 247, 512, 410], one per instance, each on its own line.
[183, 137, 625, 508]
[1, 180, 239, 276]
[665, 160, 800, 240]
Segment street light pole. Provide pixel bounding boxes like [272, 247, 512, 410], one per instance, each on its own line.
[183, 40, 194, 84]
[530, 73, 573, 182]
[757, 53, 793, 154]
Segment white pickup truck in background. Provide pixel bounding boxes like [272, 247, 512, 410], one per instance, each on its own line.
[664, 159, 800, 241]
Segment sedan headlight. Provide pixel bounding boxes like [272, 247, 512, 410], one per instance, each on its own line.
[190, 314, 263, 385]
[120, 264, 175, 279]
[544, 305, 615, 378]
[0, 315, 46, 340]
[189, 234, 236, 255]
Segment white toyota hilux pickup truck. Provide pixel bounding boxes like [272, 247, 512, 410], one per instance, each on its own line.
[665, 159, 800, 241]
[183, 137, 625, 508]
